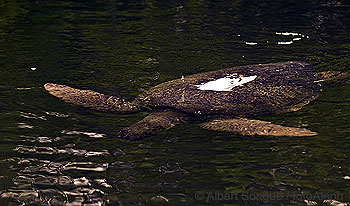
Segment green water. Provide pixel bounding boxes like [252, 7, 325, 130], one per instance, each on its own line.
[0, 0, 350, 205]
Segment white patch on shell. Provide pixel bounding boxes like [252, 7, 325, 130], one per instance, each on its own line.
[195, 75, 257, 91]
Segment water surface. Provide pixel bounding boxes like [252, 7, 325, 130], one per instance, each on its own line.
[0, 1, 350, 205]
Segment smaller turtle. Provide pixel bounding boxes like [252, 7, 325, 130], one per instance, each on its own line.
[44, 62, 349, 140]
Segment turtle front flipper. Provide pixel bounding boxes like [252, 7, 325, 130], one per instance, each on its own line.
[200, 118, 317, 137]
[120, 110, 187, 140]
[44, 83, 141, 113]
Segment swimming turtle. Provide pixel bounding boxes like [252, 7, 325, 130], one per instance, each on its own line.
[44, 61, 349, 140]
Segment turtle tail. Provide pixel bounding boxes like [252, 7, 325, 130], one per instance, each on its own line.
[44, 83, 141, 113]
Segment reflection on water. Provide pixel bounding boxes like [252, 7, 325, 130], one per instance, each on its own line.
[1, 158, 109, 205]
[45, 111, 69, 118]
[15, 145, 109, 157]
[244, 31, 309, 46]
[20, 111, 47, 121]
[17, 123, 34, 129]
[0, 0, 350, 205]
[61, 130, 106, 139]
[15, 88, 33, 91]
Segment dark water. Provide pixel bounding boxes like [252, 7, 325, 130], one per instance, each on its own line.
[0, 0, 350, 205]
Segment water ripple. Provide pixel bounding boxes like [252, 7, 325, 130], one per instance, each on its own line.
[61, 130, 106, 138]
[17, 123, 34, 129]
[19, 111, 47, 120]
[1, 158, 110, 205]
[63, 162, 109, 172]
[14, 145, 110, 157]
[20, 135, 53, 143]
[45, 111, 69, 118]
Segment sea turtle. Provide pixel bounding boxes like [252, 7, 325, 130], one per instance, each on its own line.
[44, 61, 349, 140]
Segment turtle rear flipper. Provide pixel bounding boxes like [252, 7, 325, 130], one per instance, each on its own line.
[317, 71, 350, 84]
[44, 83, 141, 113]
[200, 118, 317, 137]
[120, 110, 187, 140]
